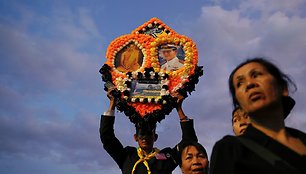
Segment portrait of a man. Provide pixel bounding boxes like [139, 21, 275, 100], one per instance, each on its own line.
[159, 44, 184, 71]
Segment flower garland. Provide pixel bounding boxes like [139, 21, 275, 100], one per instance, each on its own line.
[149, 35, 198, 93]
[131, 17, 178, 36]
[100, 17, 203, 124]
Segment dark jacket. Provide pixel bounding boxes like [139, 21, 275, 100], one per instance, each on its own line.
[100, 116, 197, 174]
[210, 125, 306, 174]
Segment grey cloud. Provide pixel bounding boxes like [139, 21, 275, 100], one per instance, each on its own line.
[239, 0, 306, 17]
[0, 107, 111, 171]
[171, 3, 306, 158]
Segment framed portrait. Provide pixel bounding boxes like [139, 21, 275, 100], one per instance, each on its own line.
[131, 79, 161, 97]
[158, 43, 185, 71]
[115, 43, 144, 73]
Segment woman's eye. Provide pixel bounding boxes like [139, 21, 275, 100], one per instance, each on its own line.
[252, 71, 262, 78]
[185, 156, 192, 160]
[199, 154, 206, 158]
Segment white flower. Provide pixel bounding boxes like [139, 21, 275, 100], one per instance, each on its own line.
[161, 79, 169, 85]
[160, 89, 166, 96]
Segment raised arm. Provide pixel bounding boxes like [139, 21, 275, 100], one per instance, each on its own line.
[174, 93, 198, 142]
[166, 93, 199, 168]
[99, 88, 126, 168]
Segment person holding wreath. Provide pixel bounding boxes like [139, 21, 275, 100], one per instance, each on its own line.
[100, 91, 199, 174]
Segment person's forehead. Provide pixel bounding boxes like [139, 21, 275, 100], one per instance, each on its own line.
[137, 129, 154, 135]
[183, 146, 203, 154]
[161, 49, 175, 52]
[234, 109, 243, 116]
[234, 62, 267, 79]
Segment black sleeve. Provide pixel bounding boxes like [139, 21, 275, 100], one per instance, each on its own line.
[180, 119, 198, 142]
[210, 136, 238, 174]
[99, 115, 126, 168]
[170, 119, 198, 166]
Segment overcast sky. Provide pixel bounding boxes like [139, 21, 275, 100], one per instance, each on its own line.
[1, 0, 306, 174]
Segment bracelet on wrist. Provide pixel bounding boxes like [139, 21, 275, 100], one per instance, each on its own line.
[103, 110, 115, 116]
[180, 116, 190, 121]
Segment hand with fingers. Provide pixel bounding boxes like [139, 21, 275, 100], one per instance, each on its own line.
[172, 92, 189, 121]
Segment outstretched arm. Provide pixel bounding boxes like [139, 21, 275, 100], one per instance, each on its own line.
[99, 88, 126, 168]
[168, 93, 198, 168]
[173, 92, 198, 143]
[175, 93, 188, 121]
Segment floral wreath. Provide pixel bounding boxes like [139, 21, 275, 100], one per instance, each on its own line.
[100, 17, 203, 125]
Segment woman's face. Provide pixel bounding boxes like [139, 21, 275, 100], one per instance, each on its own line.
[232, 62, 287, 115]
[181, 146, 208, 174]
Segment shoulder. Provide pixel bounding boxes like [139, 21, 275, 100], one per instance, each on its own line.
[286, 127, 306, 136]
[160, 147, 177, 158]
[212, 135, 242, 155]
[214, 135, 239, 146]
[124, 146, 137, 154]
[160, 147, 172, 153]
[125, 146, 137, 151]
[158, 147, 178, 164]
[173, 57, 182, 63]
[286, 127, 306, 144]
[210, 135, 242, 173]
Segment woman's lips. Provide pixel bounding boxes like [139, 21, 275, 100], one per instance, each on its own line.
[192, 167, 204, 173]
[249, 92, 262, 101]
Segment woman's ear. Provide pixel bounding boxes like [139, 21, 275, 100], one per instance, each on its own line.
[134, 134, 138, 142]
[282, 85, 289, 96]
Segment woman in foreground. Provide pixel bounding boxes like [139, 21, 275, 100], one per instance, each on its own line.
[210, 58, 306, 174]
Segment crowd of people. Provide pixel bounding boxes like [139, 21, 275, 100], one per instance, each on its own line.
[100, 57, 306, 174]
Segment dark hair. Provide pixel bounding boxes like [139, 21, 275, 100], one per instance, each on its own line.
[135, 121, 156, 136]
[177, 141, 208, 167]
[231, 107, 240, 125]
[228, 57, 297, 108]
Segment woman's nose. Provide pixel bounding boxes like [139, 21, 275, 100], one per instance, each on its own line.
[246, 80, 257, 91]
[192, 157, 201, 163]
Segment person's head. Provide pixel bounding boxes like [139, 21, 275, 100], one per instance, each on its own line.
[179, 141, 209, 174]
[160, 44, 178, 61]
[128, 43, 136, 49]
[134, 122, 158, 153]
[228, 58, 296, 117]
[232, 107, 251, 136]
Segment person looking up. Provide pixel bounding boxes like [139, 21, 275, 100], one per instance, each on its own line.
[210, 57, 306, 174]
[232, 107, 251, 136]
[178, 141, 209, 174]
